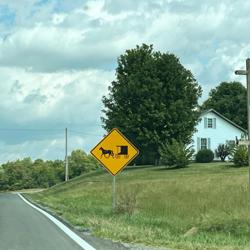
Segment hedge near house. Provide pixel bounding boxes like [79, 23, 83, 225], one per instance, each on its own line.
[196, 149, 214, 163]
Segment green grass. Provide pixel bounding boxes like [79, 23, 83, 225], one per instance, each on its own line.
[27, 163, 250, 250]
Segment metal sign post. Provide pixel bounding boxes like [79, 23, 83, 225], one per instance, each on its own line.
[112, 176, 116, 211]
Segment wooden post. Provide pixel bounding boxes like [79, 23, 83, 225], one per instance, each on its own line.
[246, 59, 250, 204]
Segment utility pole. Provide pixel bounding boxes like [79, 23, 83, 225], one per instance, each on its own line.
[235, 58, 250, 203]
[65, 127, 69, 182]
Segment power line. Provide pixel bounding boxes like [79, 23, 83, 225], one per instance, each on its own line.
[0, 128, 105, 137]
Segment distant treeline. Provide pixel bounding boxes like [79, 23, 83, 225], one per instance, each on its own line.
[0, 149, 99, 191]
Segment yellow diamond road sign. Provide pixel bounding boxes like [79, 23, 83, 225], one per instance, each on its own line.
[91, 128, 139, 175]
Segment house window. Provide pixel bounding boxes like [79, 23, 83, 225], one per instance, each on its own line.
[197, 137, 211, 151]
[201, 138, 207, 150]
[207, 118, 213, 128]
[204, 117, 216, 129]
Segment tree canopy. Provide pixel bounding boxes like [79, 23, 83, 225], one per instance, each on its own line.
[102, 44, 202, 164]
[202, 81, 247, 129]
[0, 150, 100, 191]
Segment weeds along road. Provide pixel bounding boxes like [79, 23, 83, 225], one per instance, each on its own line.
[0, 193, 93, 250]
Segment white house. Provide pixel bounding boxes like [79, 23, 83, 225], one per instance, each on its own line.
[191, 109, 247, 155]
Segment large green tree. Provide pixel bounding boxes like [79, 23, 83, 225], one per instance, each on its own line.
[102, 44, 202, 164]
[202, 81, 247, 129]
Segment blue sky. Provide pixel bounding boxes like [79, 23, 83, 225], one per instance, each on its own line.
[0, 0, 249, 163]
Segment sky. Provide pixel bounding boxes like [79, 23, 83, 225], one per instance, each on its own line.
[0, 0, 249, 163]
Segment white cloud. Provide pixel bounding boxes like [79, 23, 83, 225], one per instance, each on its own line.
[0, 0, 250, 161]
[0, 134, 95, 163]
[0, 67, 114, 125]
[52, 13, 67, 25]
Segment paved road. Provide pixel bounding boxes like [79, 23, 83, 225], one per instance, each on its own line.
[0, 193, 171, 250]
[0, 193, 86, 250]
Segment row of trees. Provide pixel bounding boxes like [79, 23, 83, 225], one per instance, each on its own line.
[0, 150, 99, 191]
[102, 44, 247, 165]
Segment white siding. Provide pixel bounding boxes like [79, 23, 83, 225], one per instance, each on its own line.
[191, 111, 246, 158]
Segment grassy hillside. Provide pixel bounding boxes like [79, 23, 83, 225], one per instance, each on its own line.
[27, 163, 250, 250]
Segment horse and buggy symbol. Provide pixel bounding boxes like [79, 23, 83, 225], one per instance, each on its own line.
[99, 145, 129, 159]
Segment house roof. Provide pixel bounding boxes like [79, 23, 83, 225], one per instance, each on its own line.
[201, 109, 247, 133]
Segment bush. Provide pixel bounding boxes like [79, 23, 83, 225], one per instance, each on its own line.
[116, 186, 139, 215]
[196, 149, 214, 163]
[233, 145, 248, 167]
[159, 139, 194, 168]
[215, 144, 232, 162]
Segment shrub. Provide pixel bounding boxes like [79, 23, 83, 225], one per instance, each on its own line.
[233, 145, 248, 167]
[215, 144, 231, 162]
[196, 149, 214, 163]
[159, 139, 194, 168]
[116, 185, 139, 215]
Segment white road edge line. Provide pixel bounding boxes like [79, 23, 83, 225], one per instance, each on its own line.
[17, 193, 96, 250]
